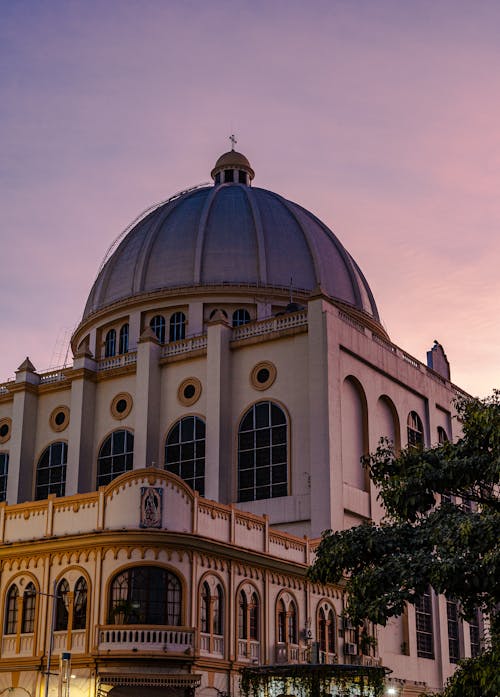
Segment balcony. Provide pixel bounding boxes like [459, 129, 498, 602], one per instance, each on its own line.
[52, 629, 86, 653]
[237, 639, 260, 662]
[1, 633, 34, 657]
[200, 632, 224, 658]
[97, 625, 194, 654]
[275, 642, 302, 664]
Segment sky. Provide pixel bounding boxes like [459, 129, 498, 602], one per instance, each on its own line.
[1, 0, 499, 396]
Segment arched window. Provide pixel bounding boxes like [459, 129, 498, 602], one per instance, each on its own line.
[119, 324, 129, 354]
[4, 585, 19, 635]
[104, 329, 116, 358]
[318, 605, 336, 658]
[232, 309, 251, 327]
[407, 411, 424, 449]
[55, 579, 70, 631]
[35, 442, 67, 500]
[73, 577, 88, 630]
[22, 583, 36, 634]
[109, 566, 181, 626]
[437, 426, 448, 444]
[238, 402, 287, 502]
[97, 430, 134, 487]
[150, 315, 166, 343]
[277, 599, 286, 643]
[169, 312, 186, 342]
[201, 581, 210, 634]
[0, 452, 8, 502]
[165, 416, 205, 496]
[238, 590, 259, 641]
[200, 580, 224, 639]
[277, 597, 297, 646]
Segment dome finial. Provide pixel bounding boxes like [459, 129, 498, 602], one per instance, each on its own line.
[211, 145, 255, 186]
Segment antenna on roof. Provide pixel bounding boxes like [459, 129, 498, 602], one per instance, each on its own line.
[229, 134, 237, 151]
[289, 277, 294, 305]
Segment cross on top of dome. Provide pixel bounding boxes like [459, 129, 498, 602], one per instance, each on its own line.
[211, 140, 255, 186]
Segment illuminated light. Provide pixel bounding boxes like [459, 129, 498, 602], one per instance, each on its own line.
[70, 676, 76, 680]
[386, 689, 398, 696]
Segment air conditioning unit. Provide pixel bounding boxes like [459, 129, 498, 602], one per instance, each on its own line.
[344, 642, 358, 655]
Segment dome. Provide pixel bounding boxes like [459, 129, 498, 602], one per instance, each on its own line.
[83, 153, 381, 325]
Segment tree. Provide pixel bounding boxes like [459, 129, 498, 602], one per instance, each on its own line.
[308, 391, 500, 696]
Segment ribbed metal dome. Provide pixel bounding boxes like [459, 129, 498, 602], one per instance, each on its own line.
[83, 182, 380, 322]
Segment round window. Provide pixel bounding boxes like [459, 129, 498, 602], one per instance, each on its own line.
[177, 378, 202, 406]
[49, 406, 70, 433]
[0, 418, 11, 444]
[250, 362, 277, 391]
[111, 393, 133, 420]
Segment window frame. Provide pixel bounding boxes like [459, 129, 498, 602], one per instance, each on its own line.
[165, 416, 205, 496]
[150, 315, 166, 344]
[35, 441, 68, 500]
[104, 329, 117, 358]
[119, 323, 129, 354]
[169, 312, 186, 342]
[96, 430, 134, 488]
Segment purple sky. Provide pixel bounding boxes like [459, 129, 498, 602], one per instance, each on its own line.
[1, 0, 499, 396]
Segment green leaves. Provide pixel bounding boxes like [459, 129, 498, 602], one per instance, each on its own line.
[308, 392, 500, 695]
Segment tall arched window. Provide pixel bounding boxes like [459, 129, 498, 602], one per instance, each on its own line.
[150, 315, 166, 343]
[73, 577, 88, 630]
[200, 580, 224, 645]
[22, 583, 36, 634]
[55, 579, 70, 631]
[169, 312, 186, 341]
[109, 566, 181, 626]
[277, 599, 287, 643]
[97, 430, 134, 487]
[277, 597, 298, 645]
[407, 411, 424, 449]
[119, 323, 129, 354]
[238, 401, 287, 502]
[104, 329, 116, 358]
[165, 416, 205, 495]
[35, 442, 67, 500]
[318, 605, 336, 658]
[238, 590, 259, 641]
[0, 452, 8, 502]
[232, 309, 251, 327]
[4, 585, 19, 634]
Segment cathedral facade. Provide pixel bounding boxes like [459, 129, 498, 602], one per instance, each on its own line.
[0, 150, 477, 697]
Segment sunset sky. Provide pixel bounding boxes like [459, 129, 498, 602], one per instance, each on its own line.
[1, 0, 499, 396]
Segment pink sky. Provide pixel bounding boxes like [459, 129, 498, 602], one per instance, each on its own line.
[1, 0, 499, 396]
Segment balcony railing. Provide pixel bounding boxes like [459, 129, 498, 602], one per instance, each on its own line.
[52, 629, 86, 653]
[97, 352, 137, 371]
[275, 642, 301, 663]
[232, 311, 308, 342]
[200, 632, 224, 657]
[1, 633, 34, 657]
[97, 625, 194, 653]
[237, 639, 260, 662]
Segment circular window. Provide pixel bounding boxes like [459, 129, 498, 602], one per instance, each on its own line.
[111, 393, 133, 420]
[0, 418, 12, 444]
[49, 406, 70, 432]
[177, 378, 202, 407]
[250, 362, 277, 391]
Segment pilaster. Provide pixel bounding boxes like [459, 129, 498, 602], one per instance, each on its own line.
[134, 328, 161, 468]
[67, 355, 97, 494]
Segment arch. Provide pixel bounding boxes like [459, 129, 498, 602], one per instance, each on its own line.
[316, 600, 337, 658]
[0, 451, 8, 502]
[232, 308, 251, 327]
[236, 582, 261, 643]
[150, 315, 166, 344]
[4, 584, 18, 635]
[107, 564, 183, 626]
[73, 576, 88, 630]
[104, 328, 116, 358]
[237, 401, 288, 502]
[341, 376, 369, 490]
[199, 573, 225, 640]
[169, 312, 186, 342]
[55, 578, 70, 631]
[407, 411, 424, 449]
[165, 416, 205, 496]
[35, 441, 68, 500]
[96, 429, 134, 487]
[276, 591, 299, 645]
[21, 582, 36, 634]
[376, 395, 401, 453]
[119, 323, 129, 354]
